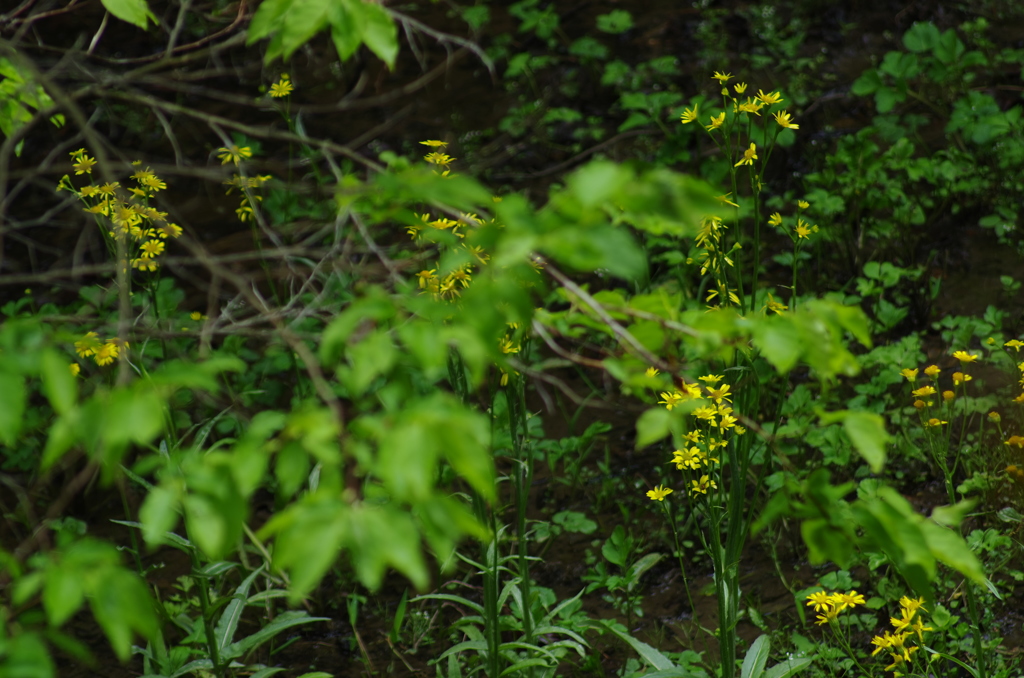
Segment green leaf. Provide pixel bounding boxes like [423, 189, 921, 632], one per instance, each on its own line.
[596, 10, 633, 34]
[762, 657, 814, 678]
[279, 0, 330, 60]
[2, 632, 55, 678]
[43, 565, 85, 627]
[635, 407, 671, 449]
[261, 494, 349, 603]
[247, 0, 291, 42]
[590, 620, 676, 671]
[41, 348, 77, 415]
[90, 568, 159, 661]
[902, 22, 940, 53]
[358, 1, 398, 69]
[221, 610, 328, 661]
[818, 410, 889, 473]
[741, 635, 770, 678]
[215, 566, 265, 653]
[100, 0, 155, 29]
[138, 483, 182, 547]
[0, 372, 26, 446]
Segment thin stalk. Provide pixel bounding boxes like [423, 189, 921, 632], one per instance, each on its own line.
[189, 548, 223, 678]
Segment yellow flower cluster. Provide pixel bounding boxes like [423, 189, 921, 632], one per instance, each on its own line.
[73, 332, 129, 367]
[647, 373, 745, 499]
[900, 349, 980, 416]
[223, 172, 272, 223]
[804, 589, 866, 625]
[768, 204, 819, 243]
[680, 72, 796, 136]
[57, 150, 183, 272]
[870, 596, 932, 675]
[421, 139, 455, 176]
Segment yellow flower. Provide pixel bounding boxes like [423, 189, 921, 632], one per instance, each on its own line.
[424, 152, 454, 167]
[797, 200, 810, 209]
[706, 112, 726, 130]
[911, 616, 932, 641]
[756, 89, 783, 105]
[659, 391, 685, 410]
[733, 82, 747, 94]
[139, 175, 166, 191]
[698, 374, 723, 384]
[159, 223, 183, 238]
[815, 606, 839, 625]
[871, 632, 894, 656]
[680, 105, 699, 124]
[899, 596, 926, 615]
[216, 145, 252, 165]
[925, 418, 947, 427]
[1005, 339, 1024, 352]
[673, 447, 702, 470]
[805, 591, 832, 612]
[735, 142, 757, 167]
[773, 110, 799, 129]
[705, 383, 732, 404]
[74, 331, 101, 358]
[942, 390, 955, 402]
[190, 311, 205, 320]
[94, 341, 120, 366]
[764, 292, 788, 314]
[715, 192, 738, 207]
[98, 182, 120, 195]
[72, 155, 97, 175]
[924, 364, 941, 377]
[768, 212, 783, 227]
[712, 71, 733, 83]
[899, 368, 919, 382]
[419, 139, 448, 147]
[140, 240, 165, 258]
[952, 371, 972, 386]
[911, 385, 936, 397]
[647, 485, 674, 501]
[736, 98, 764, 115]
[69, 362, 81, 377]
[952, 350, 979, 363]
[269, 74, 294, 98]
[988, 411, 1001, 423]
[833, 590, 866, 610]
[645, 367, 660, 377]
[1006, 436, 1024, 448]
[499, 337, 519, 354]
[795, 224, 812, 239]
[132, 258, 159, 272]
[690, 475, 717, 495]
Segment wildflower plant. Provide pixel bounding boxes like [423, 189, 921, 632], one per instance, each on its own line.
[680, 72, 811, 313]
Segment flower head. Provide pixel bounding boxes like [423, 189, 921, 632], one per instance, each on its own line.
[735, 142, 757, 167]
[647, 484, 674, 501]
[269, 74, 294, 98]
[72, 155, 97, 175]
[712, 71, 733, 83]
[690, 474, 717, 495]
[706, 112, 726, 130]
[645, 367, 660, 377]
[733, 82, 747, 94]
[924, 364, 941, 377]
[680, 105, 699, 124]
[912, 385, 936, 398]
[773, 110, 799, 129]
[756, 89, 783, 105]
[217, 145, 252, 165]
[899, 368, 919, 382]
[1005, 339, 1024, 352]
[953, 350, 979, 364]
[74, 331, 101, 357]
[768, 212, 783, 227]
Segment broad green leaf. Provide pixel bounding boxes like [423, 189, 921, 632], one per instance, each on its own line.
[568, 161, 631, 208]
[42, 566, 85, 627]
[262, 495, 348, 603]
[818, 410, 889, 473]
[347, 505, 429, 590]
[2, 632, 55, 678]
[40, 348, 77, 415]
[763, 657, 815, 678]
[359, 1, 398, 69]
[902, 21, 940, 53]
[90, 568, 159, 660]
[0, 372, 26, 446]
[741, 635, 770, 678]
[139, 483, 182, 546]
[101, 0, 155, 29]
[279, 0, 331, 60]
[635, 407, 671, 449]
[247, 0, 291, 42]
